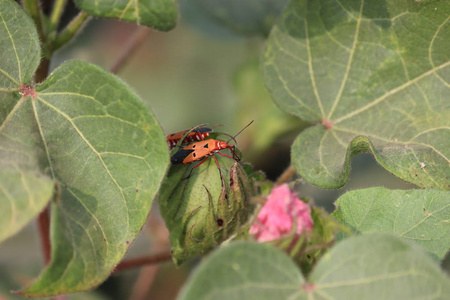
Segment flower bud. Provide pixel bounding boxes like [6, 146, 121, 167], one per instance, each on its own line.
[158, 154, 251, 265]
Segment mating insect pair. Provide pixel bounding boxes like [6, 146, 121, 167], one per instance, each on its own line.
[166, 121, 253, 171]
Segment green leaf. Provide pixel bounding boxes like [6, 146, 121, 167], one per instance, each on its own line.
[263, 0, 450, 189]
[74, 0, 177, 31]
[6, 61, 169, 297]
[187, 0, 290, 36]
[309, 233, 450, 300]
[0, 0, 51, 243]
[178, 241, 305, 300]
[179, 234, 450, 300]
[0, 0, 40, 88]
[333, 187, 450, 260]
[0, 168, 53, 243]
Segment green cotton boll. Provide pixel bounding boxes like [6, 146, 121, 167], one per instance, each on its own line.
[158, 153, 252, 265]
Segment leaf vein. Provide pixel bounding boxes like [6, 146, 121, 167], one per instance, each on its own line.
[332, 61, 450, 124]
[327, 0, 364, 119]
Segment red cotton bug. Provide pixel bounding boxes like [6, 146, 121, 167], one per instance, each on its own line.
[166, 124, 223, 149]
[170, 121, 253, 170]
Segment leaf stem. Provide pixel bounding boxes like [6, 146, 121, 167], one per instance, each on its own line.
[52, 11, 91, 51]
[110, 26, 152, 74]
[114, 251, 172, 272]
[275, 165, 296, 186]
[49, 0, 68, 32]
[35, 58, 50, 83]
[21, 0, 45, 41]
[127, 265, 161, 300]
[300, 240, 335, 256]
[37, 207, 51, 265]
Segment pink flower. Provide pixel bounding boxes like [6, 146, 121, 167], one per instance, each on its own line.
[250, 184, 313, 242]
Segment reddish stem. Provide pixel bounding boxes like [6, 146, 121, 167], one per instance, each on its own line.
[109, 27, 152, 74]
[114, 251, 172, 272]
[275, 165, 296, 186]
[38, 207, 51, 265]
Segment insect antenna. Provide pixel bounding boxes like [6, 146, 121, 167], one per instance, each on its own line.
[225, 120, 254, 160]
[226, 120, 254, 144]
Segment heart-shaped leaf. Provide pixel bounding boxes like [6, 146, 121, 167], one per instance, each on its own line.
[333, 187, 450, 260]
[308, 233, 450, 299]
[74, 0, 177, 31]
[179, 234, 450, 300]
[1, 0, 169, 295]
[0, 0, 53, 243]
[0, 0, 40, 88]
[178, 241, 304, 300]
[7, 61, 169, 297]
[186, 0, 290, 36]
[263, 0, 450, 189]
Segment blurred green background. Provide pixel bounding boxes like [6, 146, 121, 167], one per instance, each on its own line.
[1, 1, 446, 299]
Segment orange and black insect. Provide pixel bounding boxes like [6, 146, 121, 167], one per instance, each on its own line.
[170, 121, 253, 170]
[166, 126, 213, 149]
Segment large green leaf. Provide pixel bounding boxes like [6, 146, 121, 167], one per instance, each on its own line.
[0, 0, 52, 243]
[0, 0, 40, 88]
[178, 241, 304, 300]
[263, 0, 450, 189]
[3, 61, 168, 297]
[74, 0, 177, 31]
[308, 234, 450, 299]
[333, 187, 450, 260]
[187, 0, 290, 36]
[179, 234, 450, 300]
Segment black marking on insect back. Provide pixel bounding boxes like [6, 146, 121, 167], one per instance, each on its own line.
[193, 153, 197, 158]
[203, 143, 209, 148]
[171, 149, 195, 164]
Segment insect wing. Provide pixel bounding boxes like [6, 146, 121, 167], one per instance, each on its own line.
[171, 149, 195, 164]
[180, 140, 218, 163]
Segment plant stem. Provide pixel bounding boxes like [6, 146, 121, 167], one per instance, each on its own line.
[110, 26, 152, 74]
[114, 251, 172, 273]
[127, 265, 160, 300]
[300, 240, 335, 256]
[21, 0, 44, 41]
[49, 0, 68, 32]
[38, 208, 51, 265]
[35, 58, 50, 83]
[275, 165, 296, 186]
[52, 11, 90, 51]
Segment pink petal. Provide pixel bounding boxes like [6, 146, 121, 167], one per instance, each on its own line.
[250, 184, 313, 242]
